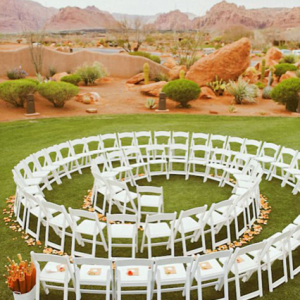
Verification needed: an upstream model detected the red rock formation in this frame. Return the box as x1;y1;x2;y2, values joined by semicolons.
186;38;251;86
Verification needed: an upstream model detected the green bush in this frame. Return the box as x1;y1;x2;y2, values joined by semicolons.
162;79;201;108
61;74;81;86
38;81;79;107
76;62;107;86
279;54;298;64
296;70;300;78
153;73;169;82
255;81;265;89
129;51;161;64
227;77;259;104
274;63;297;78
271;78;300;112
0;79;38;107
6;66;28;80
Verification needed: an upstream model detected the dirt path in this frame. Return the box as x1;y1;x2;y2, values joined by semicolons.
0;77;298;122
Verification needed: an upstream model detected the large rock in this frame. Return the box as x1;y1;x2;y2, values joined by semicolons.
126;73;144;84
265;47;282;66
163;57;177;69
280;71;297;82
140;81;167;97
169;65;187;80
186;38;251;86
75;92;101;104
51;72;68;81
199;87;216;99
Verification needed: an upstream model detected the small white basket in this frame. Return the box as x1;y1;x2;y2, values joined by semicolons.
13;286;36;300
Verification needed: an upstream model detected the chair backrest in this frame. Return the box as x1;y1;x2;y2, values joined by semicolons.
243;139;262;157
290;152;300;170
100;133;119;150
210;148;231;165
44;146;59;163
106;150;126;168
258;142;281;159
275;147;298;166
134;131;153;147
106;179;127;196
155;256;193;268
118;132;136;148
115;258;154;268
84;136;102;152
145;212;177;224
172;131;189;145
146;145;167;161
32;150;52;169
191;133;210;147
43;201;72;227
56;142;72;159
107;213;138;224
209;134;227;149
154;131;171;146
69;138;88;156
226;136;246;153
23;156;39;176
137;186;163;195
169;144;189;159
189;145;211;161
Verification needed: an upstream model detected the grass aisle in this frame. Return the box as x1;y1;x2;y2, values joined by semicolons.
0;114;299;299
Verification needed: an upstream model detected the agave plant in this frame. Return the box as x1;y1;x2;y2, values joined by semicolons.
145;98;157;109
227;77;259;104
207;76;228;96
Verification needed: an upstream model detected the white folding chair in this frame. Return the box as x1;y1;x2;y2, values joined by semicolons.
241;139;262;159
255;142;281;174
154;131;171;155
73;257;113;300
100;133;120;152
173;206;207;256
191;249;233;300
106;179;137;214
267;147;298;181
115;258;153;300
84;135;104;157
140;212;176;258
190;133;210;147
225;136;246;156
221;241;266;300
137;186;164;221
154;256;193;300
107;214;138;258
69;208;108;257
168;144;189;177
134;131;153;157
146;145;169;180
209;134;228;150
31;252;75;300
118;132;136;150
171;131;189;146
204;149;232;183
293;175;300;195
43;201;79;252
281;152;300;189
187;145;210;179
68;138;90;168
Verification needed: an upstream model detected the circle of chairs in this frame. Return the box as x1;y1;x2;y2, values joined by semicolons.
12;131;300;300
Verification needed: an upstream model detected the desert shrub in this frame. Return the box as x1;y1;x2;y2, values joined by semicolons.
61;74;81;86
0;79;38;107
274;63;297;78
145;98;157;109
76;62;107;86
227;77;259;104
262;86;273;99
279;54;298;64
153;73;169;82
129;51;161;64
255;81;265;89
179;56;199;69
207;76;228;96
162;79;201;108
296;70;300;78
7;66;28;80
38;81;79;107
271;78;300;112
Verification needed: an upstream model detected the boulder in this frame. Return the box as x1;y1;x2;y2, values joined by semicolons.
265;47;282;66
140;81;167;97
169;65;187;80
243;67;259;83
295;61;300;69
163;57;177;69
76;92;101;104
126;73;144;84
86;108;98;113
280;71;297;82
199;87;216;99
51;72;69;82
186;38;251;86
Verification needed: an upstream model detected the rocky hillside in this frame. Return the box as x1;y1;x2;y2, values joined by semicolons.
45;6;116;31
0;0;57;33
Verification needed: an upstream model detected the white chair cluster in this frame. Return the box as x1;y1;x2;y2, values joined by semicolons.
11;131;300;300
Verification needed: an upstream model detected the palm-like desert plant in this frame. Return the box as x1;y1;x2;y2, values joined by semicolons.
227;77;259;104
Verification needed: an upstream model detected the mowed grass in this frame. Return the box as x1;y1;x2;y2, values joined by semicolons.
0;114;299;300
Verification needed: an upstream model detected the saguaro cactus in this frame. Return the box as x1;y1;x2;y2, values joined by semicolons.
261;59;266;81
143;63;150;85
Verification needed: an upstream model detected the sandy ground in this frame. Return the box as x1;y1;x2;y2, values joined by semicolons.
0;76;298;122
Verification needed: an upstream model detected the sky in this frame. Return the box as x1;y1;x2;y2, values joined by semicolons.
36;0;300;16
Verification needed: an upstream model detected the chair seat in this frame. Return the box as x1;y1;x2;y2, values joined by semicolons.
130;162;148;168
285;168;300;175
32;170;50;178
113;191;137;203
149;159;167;164
188;159;207;165
223;167;242;175
24;177;43;186
79;264;110;284
112;166;132;173
76;220;106;235
40;262;73;283
249;246;283;263
87;149;104;156
217;205;244;217
169;158;187;163
49;214;79;228
234;174;252;182
207;163;224;170
30;205;56;218
195;259;224;280
98;185;122;195
256;156;275;163
222;254;257;274
157;263;187;282
271;162;290;168
140;195;161;208
111;224;136;238
118;265;149;284
200;211;227;226
41;165;58;172
23;185;42;195
173;217;200;234
147;223;171;238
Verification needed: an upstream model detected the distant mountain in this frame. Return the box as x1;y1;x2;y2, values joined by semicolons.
45;6;116;31
112;13;161;25
0;0;57;33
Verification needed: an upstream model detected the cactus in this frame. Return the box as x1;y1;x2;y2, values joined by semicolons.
262;68;274;99
261;59;266;81
179;69;185;80
143;63;149;85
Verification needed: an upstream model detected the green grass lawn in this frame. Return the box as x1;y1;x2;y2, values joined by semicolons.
0;114;299;300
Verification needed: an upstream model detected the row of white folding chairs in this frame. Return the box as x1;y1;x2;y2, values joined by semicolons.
31;222;300;300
